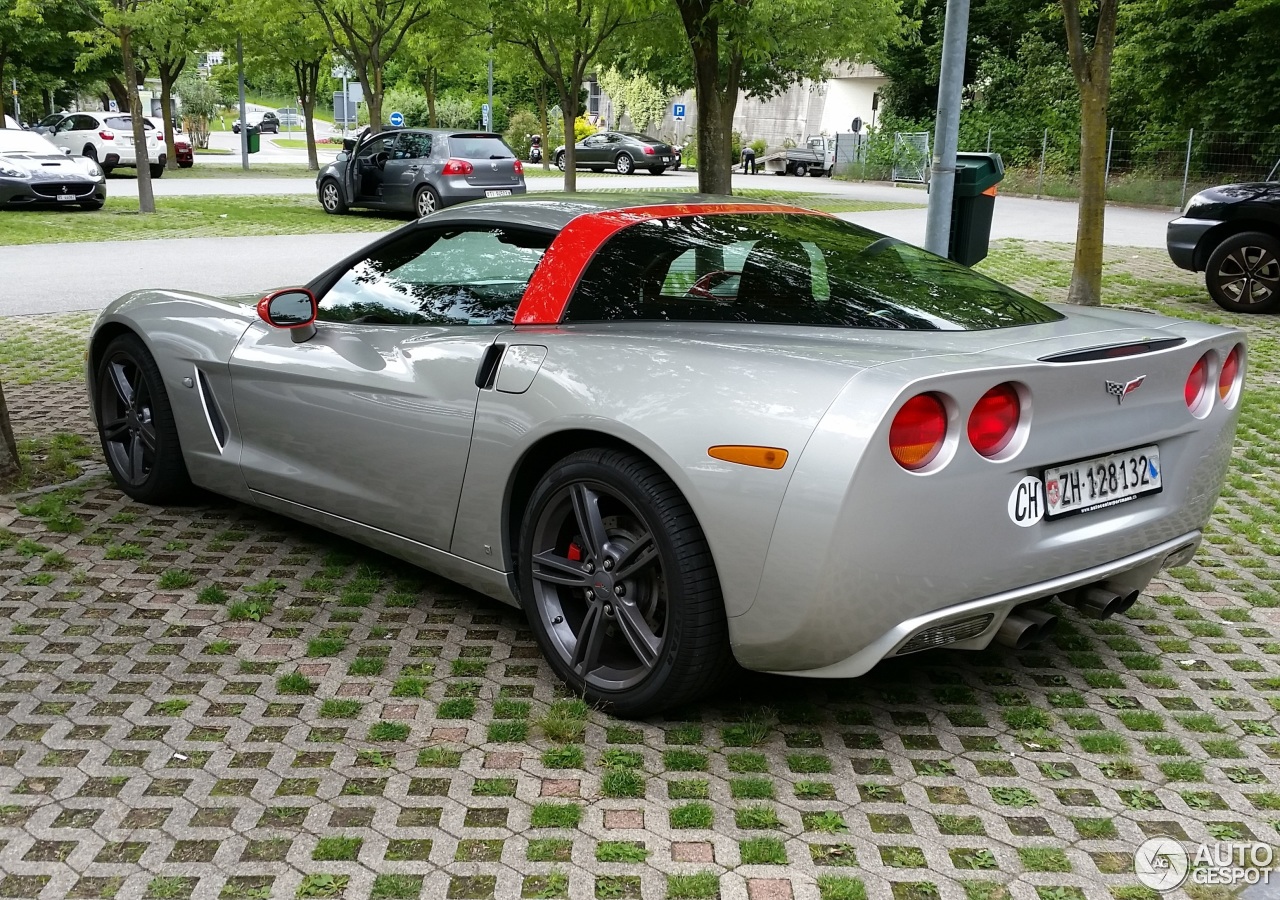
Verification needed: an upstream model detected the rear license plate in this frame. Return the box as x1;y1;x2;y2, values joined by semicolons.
1043;445;1161;518
485;189;512;198
57;194;75;201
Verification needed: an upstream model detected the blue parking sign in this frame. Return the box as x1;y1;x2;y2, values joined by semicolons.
672;103;686;119
389;111;405;127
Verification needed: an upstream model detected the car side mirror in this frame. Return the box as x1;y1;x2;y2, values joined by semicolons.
257;288;318;343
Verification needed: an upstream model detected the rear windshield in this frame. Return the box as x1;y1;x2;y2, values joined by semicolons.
448;135;514;159
105;116;153;130
565;213;1062;330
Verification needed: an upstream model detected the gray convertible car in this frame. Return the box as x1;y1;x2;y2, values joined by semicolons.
317;127;526;218
87;194;1243;715
0;127;106;209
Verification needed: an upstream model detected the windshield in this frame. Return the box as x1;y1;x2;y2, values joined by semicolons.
0;130;61;154
566;213;1063;331
448;135;514;159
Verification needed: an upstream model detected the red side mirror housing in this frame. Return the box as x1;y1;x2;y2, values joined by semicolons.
257;288;317;329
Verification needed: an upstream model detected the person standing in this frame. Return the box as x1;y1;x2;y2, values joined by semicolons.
740;145;757;174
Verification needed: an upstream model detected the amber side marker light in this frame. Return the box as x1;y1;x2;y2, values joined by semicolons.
708;445;789;469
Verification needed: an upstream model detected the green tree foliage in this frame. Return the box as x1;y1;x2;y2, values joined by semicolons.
669;0;900;193
310;0;432;131
1112;0;1280;136
504;107;539;158
485;0;650;191
136;0;211;163
176;68;219;148
597;67;670;132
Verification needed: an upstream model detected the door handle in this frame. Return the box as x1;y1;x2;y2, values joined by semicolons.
475;343;506;389
407;165;419;172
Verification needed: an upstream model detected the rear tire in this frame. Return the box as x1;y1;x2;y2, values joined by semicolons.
648;167;665;176
149;160;165;179
414;184;441;217
94;334;195;505
1205;231;1280;312
518;448;733;717
319;179;348;215
795;164;808;177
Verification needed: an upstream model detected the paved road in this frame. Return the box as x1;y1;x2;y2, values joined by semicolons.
6;173;1178;317
2;234;372;316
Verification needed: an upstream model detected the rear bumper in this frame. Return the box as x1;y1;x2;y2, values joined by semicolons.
436;180;527;206
1167;216;1219;271
770;531;1200;678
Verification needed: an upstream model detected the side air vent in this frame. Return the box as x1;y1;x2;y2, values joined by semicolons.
896;613;994;656
1039;337;1185;363
195;369;228;450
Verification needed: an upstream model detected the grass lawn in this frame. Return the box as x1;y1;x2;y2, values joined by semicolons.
269;138;341;151
0;195;395;245
136;163;320;180
0;189;915;245
194;148;233;156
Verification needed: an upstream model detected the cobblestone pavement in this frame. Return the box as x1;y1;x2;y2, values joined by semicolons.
1;244;1278;900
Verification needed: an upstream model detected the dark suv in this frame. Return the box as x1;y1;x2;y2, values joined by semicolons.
316;128;526;217
1168;161;1280;312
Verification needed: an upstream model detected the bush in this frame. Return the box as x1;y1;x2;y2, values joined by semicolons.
574;116;597;143
435;94;477;129
750;138;767;156
731;130;743;163
504;109;539;160
383;88;432;128
681;133;698;169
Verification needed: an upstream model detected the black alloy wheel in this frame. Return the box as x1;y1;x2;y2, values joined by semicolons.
94;334;194;504
519;449;732;716
1206;231;1280;312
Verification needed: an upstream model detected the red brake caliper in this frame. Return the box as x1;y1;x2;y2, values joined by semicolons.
567;542;583;562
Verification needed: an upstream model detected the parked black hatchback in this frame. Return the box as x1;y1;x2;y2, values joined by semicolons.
1168;161;1280;312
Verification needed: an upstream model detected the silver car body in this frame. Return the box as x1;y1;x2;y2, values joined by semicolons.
86;194;1243;677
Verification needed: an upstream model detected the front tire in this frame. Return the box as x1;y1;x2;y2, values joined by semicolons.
94;334;195;504
614;153;634;175
319;179;348;215
1206;231;1280;312
518;449;733;717
414;184;441;217
555;151;566;171
80;199;105;210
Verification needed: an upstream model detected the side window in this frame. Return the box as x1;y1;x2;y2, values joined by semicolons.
361;136;395;159
583;134;603;147
317;227;552;326
396;133;431;159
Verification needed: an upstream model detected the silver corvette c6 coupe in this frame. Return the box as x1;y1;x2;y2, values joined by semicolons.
86;193;1244;715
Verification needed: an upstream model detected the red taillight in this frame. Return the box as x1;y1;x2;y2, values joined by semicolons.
99;130;115;141
442;158;473;175
1219;345;1241;400
968;383;1020;457
642;145;655;155
513;159;523;175
1185;355;1209;410
890;393;948;470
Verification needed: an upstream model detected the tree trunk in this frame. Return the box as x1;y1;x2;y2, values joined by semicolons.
0;379;19;486
425;68;437;127
296;60;321;170
159;64;180;168
558;83;578;192
106;77;130;114
537;82;549;171
121;30;155;214
677;3;736;195
1068;82;1107;306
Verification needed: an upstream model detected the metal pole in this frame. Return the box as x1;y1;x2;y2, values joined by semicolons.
1104;127;1114;184
1037;128;1047;198
487;49;494;132
341;73;348;135
237;36;248;170
10;78;19;122
1181;128;1194;209
986;128;991;152
923;0;970;257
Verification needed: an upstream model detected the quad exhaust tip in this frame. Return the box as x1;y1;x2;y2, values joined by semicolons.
995;606;1059;650
1073;583;1141;619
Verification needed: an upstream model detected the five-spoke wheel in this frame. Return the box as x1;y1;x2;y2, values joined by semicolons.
519;449;731;716
94;334;193;504
1207;231;1280;313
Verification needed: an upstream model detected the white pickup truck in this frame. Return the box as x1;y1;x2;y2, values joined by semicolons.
760;135;836;177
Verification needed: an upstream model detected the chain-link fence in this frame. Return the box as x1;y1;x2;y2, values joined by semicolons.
836;128;1280;208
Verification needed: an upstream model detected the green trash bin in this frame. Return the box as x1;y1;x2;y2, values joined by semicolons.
246;125;261;154
948;152;1004;266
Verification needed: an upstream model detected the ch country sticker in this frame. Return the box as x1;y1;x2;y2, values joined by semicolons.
1008;476;1045;527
